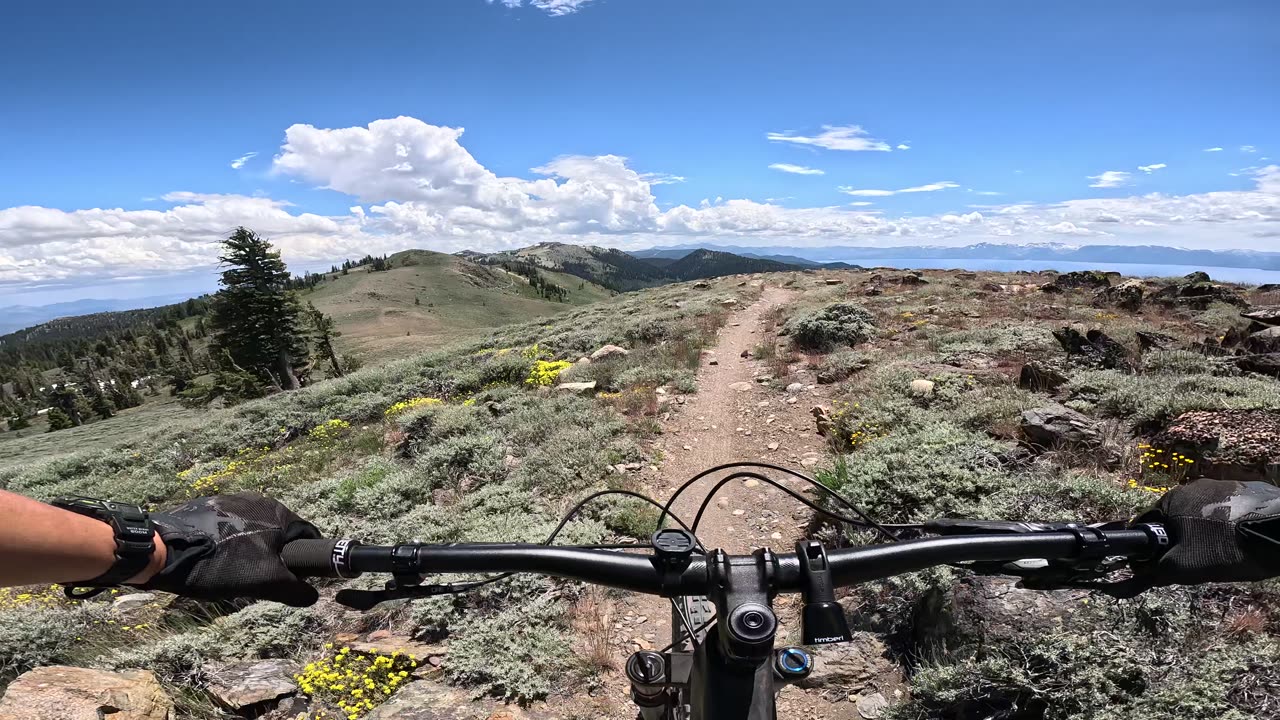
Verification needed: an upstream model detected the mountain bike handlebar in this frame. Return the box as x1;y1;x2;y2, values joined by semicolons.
281;526;1163;597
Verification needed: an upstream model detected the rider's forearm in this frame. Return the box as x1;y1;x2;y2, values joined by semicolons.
0;489;166;587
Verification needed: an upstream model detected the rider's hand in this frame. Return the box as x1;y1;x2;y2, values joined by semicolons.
1134;478;1280;585
140;492;321;607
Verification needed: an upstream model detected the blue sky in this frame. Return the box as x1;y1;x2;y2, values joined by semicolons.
2;0;1278;303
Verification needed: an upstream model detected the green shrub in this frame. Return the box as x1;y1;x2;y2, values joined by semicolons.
1064;369;1280;428
889;634;1148;720
105;603;318;686
0;605;105;681
1195;300;1254;333
816;350;874;384
1142;349;1222;376
783;303;877;351
601;497;663;539
445;601;571;702
931;324;1059;356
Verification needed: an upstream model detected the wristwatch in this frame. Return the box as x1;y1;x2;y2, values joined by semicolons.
51;496;156;598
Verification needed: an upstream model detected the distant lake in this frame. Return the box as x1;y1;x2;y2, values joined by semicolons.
821;258;1280;285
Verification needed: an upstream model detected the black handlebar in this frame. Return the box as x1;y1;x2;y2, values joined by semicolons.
282;526;1162;597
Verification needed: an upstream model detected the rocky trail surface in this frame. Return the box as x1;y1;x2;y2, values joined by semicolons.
577;285;903;720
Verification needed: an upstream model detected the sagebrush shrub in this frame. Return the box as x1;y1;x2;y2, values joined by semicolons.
783;302;877;351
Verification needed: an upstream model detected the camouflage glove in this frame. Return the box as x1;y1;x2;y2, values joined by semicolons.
1133;478;1280;586
140;492;321;607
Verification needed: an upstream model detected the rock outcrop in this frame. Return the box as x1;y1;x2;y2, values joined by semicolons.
0;666;173;720
1093;278;1145;311
1047;270;1111;291
1052;327;1131;370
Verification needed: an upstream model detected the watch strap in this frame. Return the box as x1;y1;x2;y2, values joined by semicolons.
51;497;155;595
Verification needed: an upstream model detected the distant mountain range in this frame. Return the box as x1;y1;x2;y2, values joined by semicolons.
0;294;197;336
636;243;1280;271
12;241;1279;341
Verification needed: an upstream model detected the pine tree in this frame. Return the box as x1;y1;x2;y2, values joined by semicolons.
47;384;88;426
207;227;310;392
303;302;344;378
45;407;73;432
74;365;115;420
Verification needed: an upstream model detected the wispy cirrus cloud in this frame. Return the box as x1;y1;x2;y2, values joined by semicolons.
1088;170;1131;188
640;172;686;185
1203;147;1224;152
1241;145;1259;153
1138;163;1167;174
768;163;825;175
838;180;959;197
229;152;258;170
488;0;594;15
767;125;891;152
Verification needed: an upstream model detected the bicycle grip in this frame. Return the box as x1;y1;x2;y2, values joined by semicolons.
282;538;344;578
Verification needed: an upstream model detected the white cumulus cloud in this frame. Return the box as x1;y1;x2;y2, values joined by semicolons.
768;163;825;175
896;143;911;150
1138;163;1167;174
767;125;891;152
229;152;258;170
1203;147;1224;152
5;118;1280;289
1088;170;1132;188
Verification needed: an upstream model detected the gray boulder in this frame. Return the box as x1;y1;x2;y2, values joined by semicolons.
555;381;598;394
589;344;629;361
207;659;299;711
1020;403;1100;448
798;632;903;693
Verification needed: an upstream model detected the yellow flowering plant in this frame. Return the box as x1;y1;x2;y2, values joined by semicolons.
309;419;352;441
0;585;67;610
384;397;443;417
295;645;419;719
1136;443;1194;487
525;360;572;387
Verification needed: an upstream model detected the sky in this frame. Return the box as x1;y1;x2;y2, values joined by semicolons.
2;0;1278;304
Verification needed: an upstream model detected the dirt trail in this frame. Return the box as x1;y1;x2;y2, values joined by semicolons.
585;284;867;720
652;285;826;554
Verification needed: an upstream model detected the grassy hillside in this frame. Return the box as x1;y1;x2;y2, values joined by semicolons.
0;279;747;717
0;250;614;469
305;250;612;361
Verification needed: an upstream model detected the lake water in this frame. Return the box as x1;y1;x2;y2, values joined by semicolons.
825;259;1280;285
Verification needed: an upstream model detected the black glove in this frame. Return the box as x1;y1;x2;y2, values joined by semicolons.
140;492;321;607
1133;478;1280;586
